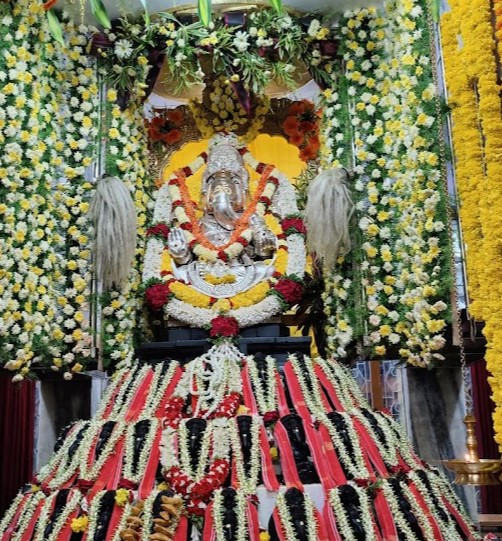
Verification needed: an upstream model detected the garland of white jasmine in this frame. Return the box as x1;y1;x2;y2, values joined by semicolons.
33;490;82;541
141;362;178;416
94;368;130;420
328;486;375;541
34;420;88;486
399;479;435;540
7;492;44;541
109;499;132;541
212;489;248;541
123;419;160;484
229;416;262;495
380;480;421;541
0;492;24;535
289;355;369;479
275;493;318;541
107;365;151;420
85;491;107;541
174;342;243;417
79;420;126;481
315;357;369;409
246;356;278;415
161;418;230;479
140;491;158;541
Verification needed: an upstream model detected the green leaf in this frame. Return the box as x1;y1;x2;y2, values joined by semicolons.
197;0;212;27
430;0;440;22
46;9;65;47
140;0;150;25
90;0;112;29
269;0;283;14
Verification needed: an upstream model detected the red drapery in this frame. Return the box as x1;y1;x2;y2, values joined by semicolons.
0;372;35;515
471;358;502;513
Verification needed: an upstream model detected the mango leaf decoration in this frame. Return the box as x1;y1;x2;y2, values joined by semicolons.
90;0;112;29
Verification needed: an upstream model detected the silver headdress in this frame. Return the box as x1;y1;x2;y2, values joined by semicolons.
202;134;249;193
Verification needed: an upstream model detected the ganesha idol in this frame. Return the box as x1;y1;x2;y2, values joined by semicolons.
143;133;307;328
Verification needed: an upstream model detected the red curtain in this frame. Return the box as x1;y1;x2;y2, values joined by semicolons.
471;358;502;513
0;372;35;515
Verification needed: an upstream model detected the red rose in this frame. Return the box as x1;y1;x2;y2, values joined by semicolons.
273;279;303;305
146;223;170;239
281;217;307;236
145;282;171;311
263;411;279;425
209;316;239;338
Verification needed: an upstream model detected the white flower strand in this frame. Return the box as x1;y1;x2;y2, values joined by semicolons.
275;492;318;541
212;489;248;541
328;486;376;541
79;420;126;481
33;490;82;541
380;480;420;541
399;479;435;541
8;492;45;541
178;419;213;481
0;492;24;535
289;355;369;479
229;416;262;495
141;361;178;417
246;355;278;414
123;419;160;484
140;491;158;541
107;365;151;420
85;491;107;541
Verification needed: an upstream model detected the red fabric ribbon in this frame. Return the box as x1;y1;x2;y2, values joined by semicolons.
317;423;348;486
373;488;398;540
259;424;280;492
20;498;46;541
241;363;259;415
153;365;183;418
101;370;130;419
273;420;303;489
275;372;290;417
407;481;444;540
174;515;189;541
322;501;344;541
125;370;155;420
314;365;345;411
138;423;163;498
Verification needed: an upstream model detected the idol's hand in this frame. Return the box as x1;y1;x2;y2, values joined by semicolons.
168;228;191;264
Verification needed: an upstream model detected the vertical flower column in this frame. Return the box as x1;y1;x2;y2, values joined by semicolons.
99;92;150;369
380;0;451;367
441;0;502;449
45;16;100;376
0;1;63;379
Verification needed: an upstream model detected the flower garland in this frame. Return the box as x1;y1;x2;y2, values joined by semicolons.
106;365;151;420
328;485;375;541
246;356;278;416
379;479;421;541
84;491;108;541
122;419;160;486
35;420;89;487
212;489;248;541
78;419;126;482
33;490;82;541
275;492;318;541
229;416;262;495
8;492;45;541
162;418;230;512
288;355;370;480
141;361;178;417
441;0;502;449
0;492;24;535
320;3;450;366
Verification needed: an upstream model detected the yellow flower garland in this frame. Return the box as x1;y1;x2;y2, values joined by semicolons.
441;0;502;449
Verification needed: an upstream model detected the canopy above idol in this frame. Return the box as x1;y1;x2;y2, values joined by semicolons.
60;0;383;25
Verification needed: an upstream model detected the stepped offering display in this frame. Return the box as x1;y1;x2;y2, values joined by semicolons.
0;351;477;540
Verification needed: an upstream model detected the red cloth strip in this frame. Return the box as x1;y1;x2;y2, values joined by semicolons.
314;508;330;541
174;515;189;541
246;502;261;541
322;500;344;541
125;370;155;420
314;365;345;411
105;502;126;541
202;501;215;541
274;420;303;489
241;363;259;415
317;424;348;486
101;370;130;419
20;498;45;541
304;421;334;491
139;423;163;499
373;488;398;540
272;507;289;541
350;416;385;479
441;498;477;541
88;434;126;499
259;424;280;492
275;372;289;417
283;363;312;422
407;481;444;540
153;365;183;417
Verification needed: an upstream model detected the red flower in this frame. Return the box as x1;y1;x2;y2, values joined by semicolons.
273;278;303;306
165;129;182;144
145;282;171;311
210;316;240;338
172;199;184;208
288;101;307;116
146;223;170;239
282;116;300;136
167;109;184;125
263;411;280;425
281;217;306;235
289;131;304;147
